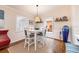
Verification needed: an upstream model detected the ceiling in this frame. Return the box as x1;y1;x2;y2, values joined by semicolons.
9;5;59;15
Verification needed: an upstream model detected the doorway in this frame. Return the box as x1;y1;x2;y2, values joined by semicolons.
45;17;54;38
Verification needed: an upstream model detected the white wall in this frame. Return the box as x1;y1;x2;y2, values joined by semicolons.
71;6;79;45
0;6;31;43
41;6;72;41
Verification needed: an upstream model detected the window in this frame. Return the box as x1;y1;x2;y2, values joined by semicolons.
16;16;29;32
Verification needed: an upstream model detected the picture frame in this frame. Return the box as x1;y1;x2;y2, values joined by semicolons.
0;10;4;20
0;10;4;28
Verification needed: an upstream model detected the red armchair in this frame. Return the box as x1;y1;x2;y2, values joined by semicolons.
0;29;10;49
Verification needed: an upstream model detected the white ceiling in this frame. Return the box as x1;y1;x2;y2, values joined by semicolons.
9;5;59;15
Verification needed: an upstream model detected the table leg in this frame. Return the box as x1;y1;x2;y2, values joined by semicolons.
35;32;36;51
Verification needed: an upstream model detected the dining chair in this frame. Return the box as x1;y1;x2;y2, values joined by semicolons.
24;29;34;51
37;28;46;47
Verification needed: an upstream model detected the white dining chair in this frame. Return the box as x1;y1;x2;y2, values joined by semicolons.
37;28;46;47
24;29;35;51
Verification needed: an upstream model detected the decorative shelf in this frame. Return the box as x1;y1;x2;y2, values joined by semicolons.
55;20;68;22
55;16;69;22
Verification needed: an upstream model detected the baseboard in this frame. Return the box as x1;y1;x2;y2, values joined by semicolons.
9;39;25;47
9;37;63;47
46;37;63;42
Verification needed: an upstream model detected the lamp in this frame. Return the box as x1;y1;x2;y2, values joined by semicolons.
35;5;41;23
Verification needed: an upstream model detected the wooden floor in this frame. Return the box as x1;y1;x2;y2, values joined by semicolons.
0;38;66;53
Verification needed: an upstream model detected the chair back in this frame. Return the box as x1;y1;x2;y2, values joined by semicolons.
41;26;46;36
24;30;27;36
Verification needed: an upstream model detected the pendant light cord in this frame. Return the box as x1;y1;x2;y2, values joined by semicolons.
32;0;39;16
36;5;38;16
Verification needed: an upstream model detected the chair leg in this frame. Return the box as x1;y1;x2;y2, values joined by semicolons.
27;39;30;51
28;42;29;51
24;43;26;48
41;37;45;47
43;40;46;46
24;39;26;48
